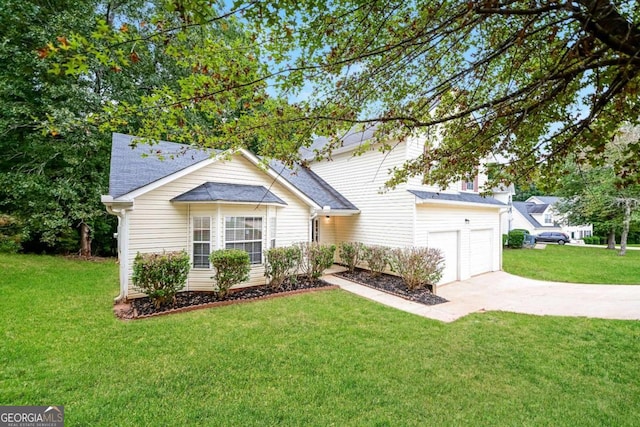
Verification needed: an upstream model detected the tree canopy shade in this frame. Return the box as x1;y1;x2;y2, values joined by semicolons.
47;0;640;188
1;0;244;255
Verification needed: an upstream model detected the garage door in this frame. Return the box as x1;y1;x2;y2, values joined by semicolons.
469;229;493;276
428;231;459;284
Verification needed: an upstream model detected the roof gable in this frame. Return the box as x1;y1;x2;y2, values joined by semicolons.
512;202;542;227
109;133;213;198
106;133;358;212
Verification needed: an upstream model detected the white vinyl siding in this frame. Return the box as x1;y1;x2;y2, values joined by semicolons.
124;153;311;297
269;216;277;248
310;140;415;247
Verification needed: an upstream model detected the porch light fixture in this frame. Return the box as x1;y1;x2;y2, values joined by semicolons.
465;218;470;224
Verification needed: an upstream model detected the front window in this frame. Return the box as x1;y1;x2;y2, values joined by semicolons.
193;216;211;268
225;217;263;264
544;214;552;224
465;180;474;191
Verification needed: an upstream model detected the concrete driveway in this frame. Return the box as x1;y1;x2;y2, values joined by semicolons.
437;271;640;321
324;271;640;322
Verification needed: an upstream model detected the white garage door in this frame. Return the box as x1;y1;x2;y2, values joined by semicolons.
470;229;493;276
428;231;459;284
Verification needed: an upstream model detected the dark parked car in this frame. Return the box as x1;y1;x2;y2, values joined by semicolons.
535;232;570;245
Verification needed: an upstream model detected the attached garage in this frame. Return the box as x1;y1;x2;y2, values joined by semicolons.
411;190;506;286
427;230;460;284
469;229;493;276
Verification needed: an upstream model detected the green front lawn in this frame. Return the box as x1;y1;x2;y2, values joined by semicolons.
1;254;639;425
503;244;640;284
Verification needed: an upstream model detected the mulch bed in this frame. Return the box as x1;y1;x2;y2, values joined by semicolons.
336;268;448;306
115;269;448;320
116;277;337;320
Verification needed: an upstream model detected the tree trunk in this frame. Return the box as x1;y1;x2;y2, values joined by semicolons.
619;199;631;256
79;222;92;257
606;230;616;249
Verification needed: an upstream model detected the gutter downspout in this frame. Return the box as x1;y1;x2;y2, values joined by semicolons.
105;202;133;302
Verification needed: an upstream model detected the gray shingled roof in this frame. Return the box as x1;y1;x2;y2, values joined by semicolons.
408;190;505;206
512;202;542;227
528;203;549;214
171;182;286;205
109;133;213;198
268;159;359;211
300;123;378;160
108;133;358;211
535;196;561;205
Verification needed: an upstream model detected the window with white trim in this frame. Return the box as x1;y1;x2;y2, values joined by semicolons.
225;217;263;264
193;216;211;268
544;213;552;224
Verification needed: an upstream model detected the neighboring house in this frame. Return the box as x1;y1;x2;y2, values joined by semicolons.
510;196;592;239
103;131;507;300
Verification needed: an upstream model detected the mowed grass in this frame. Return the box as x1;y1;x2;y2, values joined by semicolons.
1;254;640;426
503;244;640;284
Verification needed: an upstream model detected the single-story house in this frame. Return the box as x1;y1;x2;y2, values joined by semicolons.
103;131;508;300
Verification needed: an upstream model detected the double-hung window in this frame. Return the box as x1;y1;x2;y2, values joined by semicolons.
193;216;211;268
225;217;263;264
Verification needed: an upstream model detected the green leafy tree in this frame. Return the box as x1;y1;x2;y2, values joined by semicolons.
555;125;640;255
0;0;114;254
45;0;640;188
1;0;263;255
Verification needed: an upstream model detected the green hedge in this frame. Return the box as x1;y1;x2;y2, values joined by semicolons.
508;230;526;249
210;249;251;297
297;242;336;280
388;247;445;290
265;245;301;289
132;251;190;308
338;241;364;273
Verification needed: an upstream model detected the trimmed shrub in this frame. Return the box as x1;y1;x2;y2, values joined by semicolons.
132;251;190;308
362;245;390;277
388;246;445;291
338;241;364;273
502;234;508;246
265;245;301;289
297;242;336;280
508;230;526;249
210;249;251;297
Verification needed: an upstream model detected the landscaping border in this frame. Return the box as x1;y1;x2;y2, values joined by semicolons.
114;285;339;320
